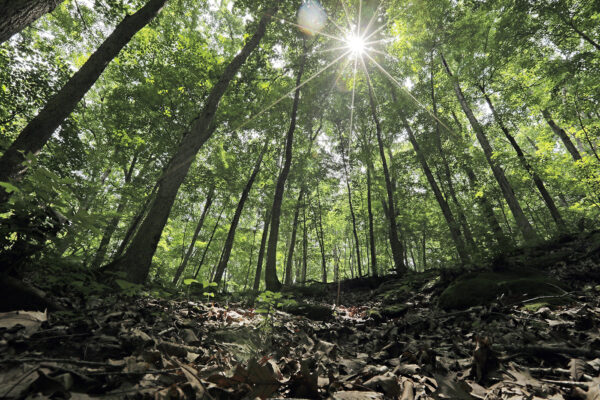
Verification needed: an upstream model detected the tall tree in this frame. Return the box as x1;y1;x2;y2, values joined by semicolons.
172;184;215;284
441;53;538;242
264;42;306;291
365;73;406;274
110;5;277;283
212;142;267;285
0;0;169;198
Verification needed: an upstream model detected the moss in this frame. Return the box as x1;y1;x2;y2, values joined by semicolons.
438;270;567;310
381;304;409;318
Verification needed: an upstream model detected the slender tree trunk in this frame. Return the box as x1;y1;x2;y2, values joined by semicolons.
114;182;158;258
284;188;304;285
365;76;406;274
112;6;276;283
90;154;138;268
0;0;169;198
172;185;215;284
542;109;582;161
264;43;306;291
441;53;538;242
400;115;470;263
429;71;476;249
253;207;270;291
243;227;257;291
193;205;225;279
301;195;308;284
479;87;566;230
337;126;363;276
0;0;65;44
212;143;267;285
314;185;327;283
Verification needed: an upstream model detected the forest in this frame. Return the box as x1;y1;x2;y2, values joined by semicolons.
0;0;600;398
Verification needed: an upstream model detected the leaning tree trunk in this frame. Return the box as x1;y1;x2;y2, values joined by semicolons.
212;143;267;285
441;53;538;242
264;43;306;291
193;205;226;280
0;0;169;201
400;115;470;264
252;207;270;291
172;185;215;284
284;188;304;285
111;6;276;283
90;154;138;268
0;0;65;44
428;71;476;249
365;76;406;274
541;109;582;162
479;87;566;230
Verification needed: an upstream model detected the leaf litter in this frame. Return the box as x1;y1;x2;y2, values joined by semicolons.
2;232;600;399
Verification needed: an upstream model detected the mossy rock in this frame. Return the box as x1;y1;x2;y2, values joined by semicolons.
381;303;410;318
438;270;566;310
280;301;333;321
376;283;412;304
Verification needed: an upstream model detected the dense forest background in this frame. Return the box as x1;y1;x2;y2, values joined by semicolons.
1;0;599;292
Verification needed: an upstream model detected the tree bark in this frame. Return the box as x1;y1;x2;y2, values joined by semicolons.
212;143;267;285
301;194;308;284
337;126;363;277
111;6;276;283
441;53;538;242
541;109;582;161
400;115;470;263
479;87;566;230
366;167;377;277
0;0;65;44
284;188;304;285
0;0;169;199
243;227;257;291
172;185;214;284
429;71;476;249
315;184;327;283
90;154;137;268
193;205;225;280
365;76;406;274
264;43;306;291
252;207;270;291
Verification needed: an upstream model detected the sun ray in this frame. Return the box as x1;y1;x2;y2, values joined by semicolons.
235;50;352;132
362;52;454;133
348;56;358;143
313;45;352;55
340;0;354;32
362;0;383;38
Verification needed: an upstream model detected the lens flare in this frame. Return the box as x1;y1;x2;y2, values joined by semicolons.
297;0;327;35
346;33;365;56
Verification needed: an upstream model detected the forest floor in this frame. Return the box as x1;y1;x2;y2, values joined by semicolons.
1;231;600;399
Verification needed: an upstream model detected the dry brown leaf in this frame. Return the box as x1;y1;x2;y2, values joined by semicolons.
0;310;46;337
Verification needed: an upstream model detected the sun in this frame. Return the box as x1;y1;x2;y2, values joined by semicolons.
346;33;366;56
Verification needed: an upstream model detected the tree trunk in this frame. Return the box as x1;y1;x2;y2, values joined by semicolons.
365;76;406;274
252;207;270;291
337;126;363;277
366;167;377;277
90;154;138;268
314;185;327;283
193;205;226;279
441;53;538;242
284;188;304;285
172;185;215;284
264;43;306;291
400;115;470;263
301;194;308;284
243;227;257;291
429;71;476;249
0;0;169;198
0;0;65;44
479;87;566;230
212;143;267;285
111;6;276;283
114;182;158;258
541;109;582;161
